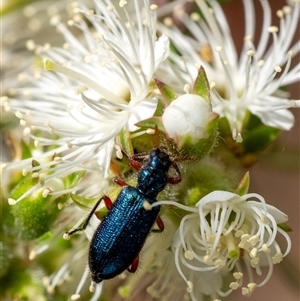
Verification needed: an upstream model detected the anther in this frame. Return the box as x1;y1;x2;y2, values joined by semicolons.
268;26;279;33
150;4;158;10
186;281;193;293
183;84;190;94
146;128;155;135
229;282;239;290
42;189;51;198
249;247;257;258
89;282;95;292
106;5;114;12
63;233;70;240
184;250;194;260
143;201;152;211
272;253;283;264
8;198;17;205
29;250;36;260
191;12;200;21
262;243;271;253
233;272;243;279
71;294;81;300
247;50;255;56
163;17;173;27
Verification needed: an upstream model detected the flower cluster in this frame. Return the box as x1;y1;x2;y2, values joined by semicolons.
1;0;298;301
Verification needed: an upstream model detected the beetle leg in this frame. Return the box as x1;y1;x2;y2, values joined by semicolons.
152;215;164;233
167;161;182;184
127;256;139;273
114;177;128;187
65;195;112;236
129;152;149;170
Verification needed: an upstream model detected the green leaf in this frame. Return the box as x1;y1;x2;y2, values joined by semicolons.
1;0;39;16
62;170;86;189
70;194;99;211
278;223;292;232
154;78;177;105
235;172;250;195
116;129;134;156
0;241;10;277
21;140;33;159
192;66;210;102
243;126;280;153
10;176;60;240
135;116;165;133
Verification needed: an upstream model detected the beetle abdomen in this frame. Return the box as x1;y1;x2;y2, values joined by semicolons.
89;186;160;282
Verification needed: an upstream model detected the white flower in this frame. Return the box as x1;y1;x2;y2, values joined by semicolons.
161;0;300;142
4;0;169;204
154;191;291;300
162;94;212;146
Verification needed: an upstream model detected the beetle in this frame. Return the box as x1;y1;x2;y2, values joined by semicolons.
65;148;181;283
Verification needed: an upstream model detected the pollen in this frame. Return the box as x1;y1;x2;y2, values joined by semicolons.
150;4;158;10
186;281;193;293
143;201;152;210
229;282;239;290
191;12;200;21
248;235;259;246
8;198;17;205
184;250;194;260
244;35;252;41
118;0;126;8
89;282;95;292
15;111;23;119
42;189;51;198
183;84;190;94
268;26;279;33
214;258;226;268
282;6;291;14
63;233;71;240
247;50;255;56
25;39;36;52
163;17;173;27
262;243;271;253
32;172;39;178
276;9;284;18
50;15;61;26
29;250;36;260
249;247;257;258
250;258;260;268
233;272;243;279
272;253;283;264
71;294;81;300
106;5;114;12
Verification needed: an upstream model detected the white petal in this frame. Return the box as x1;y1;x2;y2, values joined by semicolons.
253;108;295;130
126;97;158;131
154;34;170;70
196;190;236;207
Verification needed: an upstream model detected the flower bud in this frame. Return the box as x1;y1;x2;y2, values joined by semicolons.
162;94;218;159
162;94;211;145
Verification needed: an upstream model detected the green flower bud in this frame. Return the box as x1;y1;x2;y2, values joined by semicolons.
10;176;64;240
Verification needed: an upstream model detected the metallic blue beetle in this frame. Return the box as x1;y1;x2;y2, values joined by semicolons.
65;148;181;283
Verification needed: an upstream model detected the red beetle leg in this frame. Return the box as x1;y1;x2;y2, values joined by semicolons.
128;256;139;273
167;161;182;184
114;177;128;187
152;216;164;233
